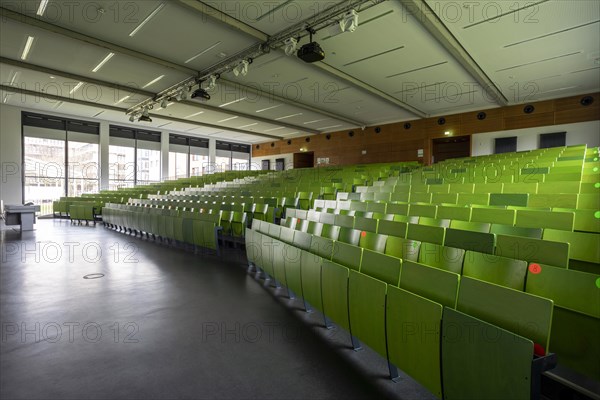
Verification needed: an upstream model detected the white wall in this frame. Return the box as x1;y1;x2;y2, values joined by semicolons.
471;120;600;156
0;104;23;205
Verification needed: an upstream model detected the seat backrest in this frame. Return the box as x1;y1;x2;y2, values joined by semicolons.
471;207;516;226
360;249;401;285
292;230;312;251
515;210;574;231
543;229;600;265
449;220;490;233
358;231;388;253
418;243;465;274
463;251;527;290
406;224;445;245
399;260;460;309
495;234;570;268
331;241;363;271
354;216;378;232
444;228;495;254
334;214;354;229
457;276;553;351
385;236;420;262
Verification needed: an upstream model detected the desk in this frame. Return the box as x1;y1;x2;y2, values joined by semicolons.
4;205;41;232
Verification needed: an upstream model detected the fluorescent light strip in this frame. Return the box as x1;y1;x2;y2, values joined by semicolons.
158;123;171;128
129;3;165;37
54;101;63;109
185;41;222;64
142;75;164;88
303;119;326;125
238;123;258;129
9;72;19;86
69;82;83;94
93;111;105;117
275;113;302;120
219;97;246;107
184;111;204;119
318;125;343;130
36;0;49;16
115;95;130;105
217;116;238;123
255;104;281;113
167;102;175;107
3;94;11;103
264;127;285;132
21;36;34;60
92;52;115;72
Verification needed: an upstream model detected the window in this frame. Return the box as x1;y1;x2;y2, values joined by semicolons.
216;141;250;173
540;132;566;149
22;112;99;215
109;126;161;188
169;134;209;178
495;137;517;154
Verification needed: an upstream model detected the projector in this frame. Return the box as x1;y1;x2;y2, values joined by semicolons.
191;88;211;101
297;42;325;63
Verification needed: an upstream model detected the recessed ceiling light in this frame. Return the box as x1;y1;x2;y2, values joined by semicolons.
217;116;238;123
275;113;303;120
264;127;285;132
303;119;326;125
219;97;246;107
142;75;164;88
21;36;34;60
218;52;228;58
129;3;165;37
318;125;343;130
256;104;281;113
185;41;222;64
69;82;83;94
184;111;204;119
49;75;55;79
36;0;49;16
115;95;130;105
92;52;115;72
238;123;258;129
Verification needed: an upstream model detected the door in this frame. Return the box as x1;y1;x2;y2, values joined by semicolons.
293;152;314;169
432;136;471;163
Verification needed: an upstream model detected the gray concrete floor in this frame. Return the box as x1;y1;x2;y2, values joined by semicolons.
1;219;435;400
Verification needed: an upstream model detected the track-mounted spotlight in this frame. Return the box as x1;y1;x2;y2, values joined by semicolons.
233;59;251;77
138;107;152;122
284;38;298;56
160;98;169;108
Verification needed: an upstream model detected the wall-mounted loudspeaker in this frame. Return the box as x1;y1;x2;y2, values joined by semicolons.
287;140;291;145
524;105;535;114
271;142;275;147
581;96;594;106
375;127;381;133
348;131;354;137
305;137;310;142
404;123;411;130
326;134;331;140
477;112;487;120
437;117;446;125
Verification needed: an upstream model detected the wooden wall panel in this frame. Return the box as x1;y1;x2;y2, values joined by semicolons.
251;92;599;166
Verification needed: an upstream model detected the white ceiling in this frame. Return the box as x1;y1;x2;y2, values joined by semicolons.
1;0;598;144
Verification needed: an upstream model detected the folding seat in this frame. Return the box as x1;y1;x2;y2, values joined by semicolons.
399;260;460;308
543;229;600;271
390;191;410;202
463;251;527;290
366;202;387;214
219;210;233;236
351;210;373;218
331;241;363;271
457;193;490;206
354;216;378;233
321;260;351;331
294;218;308;232
372;212;394;221
359;249;401;285
496;234;569;268
387;202;409;216
292;230;312;251
489;193;529;207
489;224;542;239
349;201;368;212
320;223;340;240
431;193;458;204
384;236;420;262
526;265;600;381
528;193;578;208
409;192;432;204
473;182;502;194
300;250;324;314
358;232;387;253
408;203;437;218
309;235;334;259
470;207;516;226
306;221;323;236
443;277;553;399
252;203;269;222
552;208;600;233
449;220;490;233
230;211;247;238
418;217;450;228
406;223;446;245
515;209;574;231
443;228;495;254
377;219;408;238
318;212;336;225
418;243;465;274
279;226;295;244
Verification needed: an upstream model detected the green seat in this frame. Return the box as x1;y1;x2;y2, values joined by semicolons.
331;241;362;271
321;223;341;240
306;221;323;236
406;223;445;245
399;260;460;308
309;235;334;259
457;193;489;206
386;286;443;398
245;229;262;266
525;264;600;381
529;193;578;208
437;205;472;222
377;220;407;238
300;250;324;313
337;227;361;246
441;308;535;400
348;271;388;357
366;202;387;213
231;211;247;238
335;214;355;228
358;232;387;253
470;207;516;226
553;208;600;233
220;211;233;236
515;210;574;231
408;203;437;218
490;224;542;239
279;226;295;244
463;251;527;290
418;243;465;274
542;229;600;270
393;214;419;224
444;228;495;254
292;230;312;251
359;249;401;285
354;216;378;232
253;203;269;222
321;260;350;330
489;193;529;207
386;202;409;216
449;220;490;233
384;236;420;262
418;217;450;228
